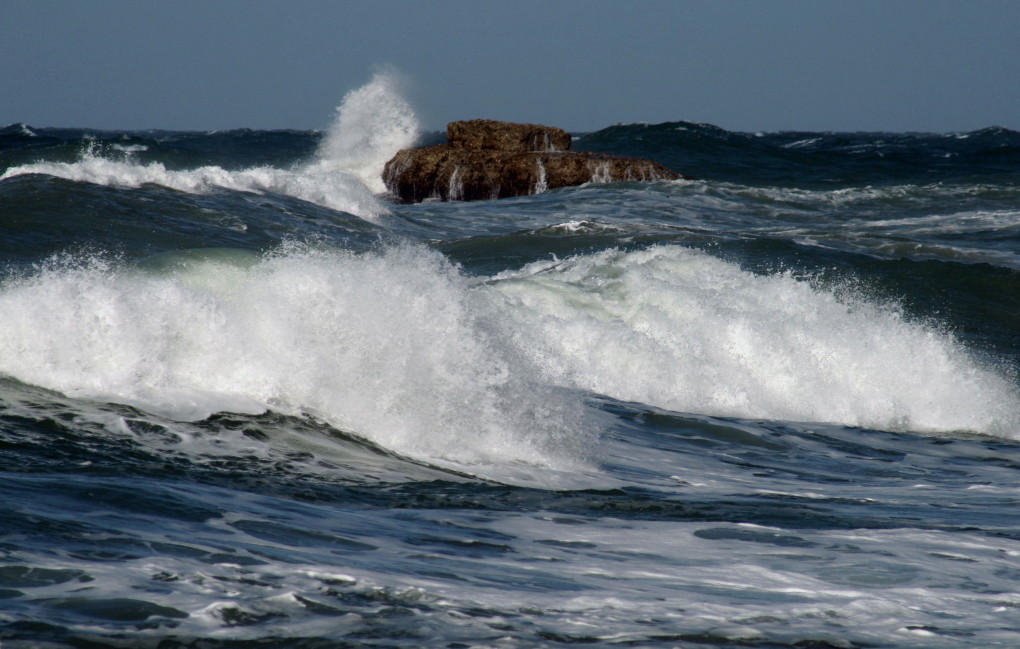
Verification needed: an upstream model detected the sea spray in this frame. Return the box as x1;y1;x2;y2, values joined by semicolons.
2;240;1015;455
0;152;385;219
314;68;420;193
0;71;422;219
0;244;592;473
489;245;1020;438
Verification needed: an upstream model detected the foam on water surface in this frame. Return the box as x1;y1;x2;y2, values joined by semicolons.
3;153;388;218
653;180;1020;267
490;245;1020;438
0;244;593;478
0;71;419;220
0;241;1016;487
5;467;1015;649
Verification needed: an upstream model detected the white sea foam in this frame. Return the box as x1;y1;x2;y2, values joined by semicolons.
314;67;419;194
111;143;148;154
702;180;1020;214
861;209;1020;236
0;244;590;474
489;245;1020;438
642;180;1020;267
0;243;1016;477
0;154;386;219
0;71;419;220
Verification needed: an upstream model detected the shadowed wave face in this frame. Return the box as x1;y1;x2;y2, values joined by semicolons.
577;121;1020;185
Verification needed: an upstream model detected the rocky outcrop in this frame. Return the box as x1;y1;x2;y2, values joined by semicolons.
446;119;571;152
383;119;683;203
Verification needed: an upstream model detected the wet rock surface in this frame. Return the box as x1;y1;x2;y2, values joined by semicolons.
383;119;683;203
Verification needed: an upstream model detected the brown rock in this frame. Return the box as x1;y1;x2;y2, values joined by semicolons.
383;119;683;203
446;119;571;152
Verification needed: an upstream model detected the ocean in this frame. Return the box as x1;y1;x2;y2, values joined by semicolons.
1;74;1019;648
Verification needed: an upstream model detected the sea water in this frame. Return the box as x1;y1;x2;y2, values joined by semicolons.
1;72;1019;648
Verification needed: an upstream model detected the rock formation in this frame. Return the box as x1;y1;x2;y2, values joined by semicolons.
383;119;683;203
446;119;572;152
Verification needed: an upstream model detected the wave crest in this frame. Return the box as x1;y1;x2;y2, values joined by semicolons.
490;245;1020;438
0;244;593;475
0;71;422;220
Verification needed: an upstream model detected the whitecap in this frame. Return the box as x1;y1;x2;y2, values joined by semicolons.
0;70;421;222
488;245;1020;438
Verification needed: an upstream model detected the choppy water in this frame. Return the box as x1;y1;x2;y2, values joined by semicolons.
1;73;1019;648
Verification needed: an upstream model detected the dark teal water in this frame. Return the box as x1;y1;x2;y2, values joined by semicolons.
1;89;1019;648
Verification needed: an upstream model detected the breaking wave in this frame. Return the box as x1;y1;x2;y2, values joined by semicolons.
0;71;420;220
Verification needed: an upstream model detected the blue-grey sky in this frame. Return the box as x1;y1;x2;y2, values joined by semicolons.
4;0;1018;134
